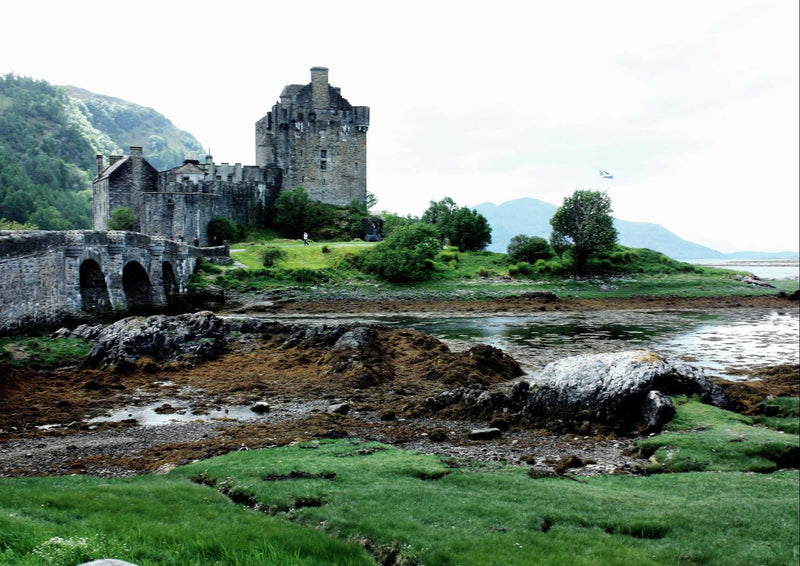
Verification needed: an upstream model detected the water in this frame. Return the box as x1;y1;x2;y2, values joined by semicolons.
687;258;799;280
261;308;799;379
87;400;258;426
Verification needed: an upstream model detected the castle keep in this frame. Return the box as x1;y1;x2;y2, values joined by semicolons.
93;67;369;244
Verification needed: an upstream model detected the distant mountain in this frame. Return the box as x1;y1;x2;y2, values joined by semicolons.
474;197;728;260
0;74;204;229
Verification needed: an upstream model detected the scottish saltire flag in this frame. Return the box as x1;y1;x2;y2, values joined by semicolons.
599;170;614;179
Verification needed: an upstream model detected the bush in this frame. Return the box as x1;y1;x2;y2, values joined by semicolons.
507;235;553;264
361;223;441;282
508;262;534;277
261;247;288;267
321;245;331;254
208;216;242;245
107;206;136;231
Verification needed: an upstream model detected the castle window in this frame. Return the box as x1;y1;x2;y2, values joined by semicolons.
320;150;327;158
320;161;327;170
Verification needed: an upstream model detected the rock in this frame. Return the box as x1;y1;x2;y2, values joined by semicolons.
640;390;676;431
327;403;350;415
733;274;776;288
468;428;502;440
527;466;557;479
85;312;272;370
250;402;270;414
526;350;725;432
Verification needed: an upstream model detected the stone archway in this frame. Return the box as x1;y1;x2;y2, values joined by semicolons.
79;259;111;313
162;261;179;297
122;261;153;311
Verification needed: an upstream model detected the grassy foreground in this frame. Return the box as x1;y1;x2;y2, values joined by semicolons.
2;397;798;566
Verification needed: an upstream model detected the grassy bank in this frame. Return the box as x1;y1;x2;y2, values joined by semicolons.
190;237;795;301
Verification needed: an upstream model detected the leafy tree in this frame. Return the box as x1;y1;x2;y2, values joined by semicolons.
0;218;37;230
421;197;492;251
550;189;617;274
208;216;241;245
446;207;492;252
361;223;440;282
421;197;457;244
366;192;378;210
107;206;136;230
507;234;553;264
271;187;337;238
380;212;419;238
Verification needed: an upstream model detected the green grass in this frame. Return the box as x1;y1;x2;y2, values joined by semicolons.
0;474;372;565
171;439;799;566
751;397;800;434
1;436;797;565
637;397;799;473
203;236;793;300
0;336;91;368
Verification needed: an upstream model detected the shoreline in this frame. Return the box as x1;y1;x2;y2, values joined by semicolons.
224;293;798;316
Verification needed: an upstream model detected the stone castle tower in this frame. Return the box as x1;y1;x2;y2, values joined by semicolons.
255;67;369;206
93;67;368;244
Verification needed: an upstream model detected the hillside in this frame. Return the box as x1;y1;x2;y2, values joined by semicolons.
0;74;204;229
474;197;727;259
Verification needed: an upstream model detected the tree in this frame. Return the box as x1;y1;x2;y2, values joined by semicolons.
549;189;617;274
507;234;553;264
446;207;492;252
360;223;440;282
208;216;242;245
271;187;336;238
421;197;492;251
107;206;136;231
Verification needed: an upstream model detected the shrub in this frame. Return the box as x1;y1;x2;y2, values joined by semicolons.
261;247;288;267
477;267;496;278
194;257;223;274
507;235;553;264
508;262;534;277
361;223;441;282
107;206;136;231
321;245;331;254
208;216;242;245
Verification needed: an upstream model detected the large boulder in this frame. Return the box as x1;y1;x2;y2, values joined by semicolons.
85;311;273;370
524;350;726;432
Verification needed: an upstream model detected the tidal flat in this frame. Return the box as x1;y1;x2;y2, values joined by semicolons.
0;293;797;565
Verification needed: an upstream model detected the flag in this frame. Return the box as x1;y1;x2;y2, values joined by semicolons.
599;170;614;179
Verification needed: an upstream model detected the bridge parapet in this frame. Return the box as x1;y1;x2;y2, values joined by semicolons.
0;230;229;335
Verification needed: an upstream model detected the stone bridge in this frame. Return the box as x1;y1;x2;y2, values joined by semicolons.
0;230;229;335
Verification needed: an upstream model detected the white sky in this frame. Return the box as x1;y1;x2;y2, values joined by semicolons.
2;0;798;252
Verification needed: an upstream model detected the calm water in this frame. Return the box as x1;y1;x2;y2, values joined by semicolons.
687;259;799;280
262;308;799;379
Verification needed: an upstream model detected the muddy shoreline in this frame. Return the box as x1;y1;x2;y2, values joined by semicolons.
1;294;797;479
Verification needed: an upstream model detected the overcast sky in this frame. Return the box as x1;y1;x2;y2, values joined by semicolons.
2;0;798;252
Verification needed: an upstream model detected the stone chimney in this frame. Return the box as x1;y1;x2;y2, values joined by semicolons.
96;154;104;177
130;146;143;195
310;66;329;109
109;155;123;166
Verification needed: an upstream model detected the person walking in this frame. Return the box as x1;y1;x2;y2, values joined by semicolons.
303;232;309;246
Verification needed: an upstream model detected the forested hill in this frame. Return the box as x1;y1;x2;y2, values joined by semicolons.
0;74;204;229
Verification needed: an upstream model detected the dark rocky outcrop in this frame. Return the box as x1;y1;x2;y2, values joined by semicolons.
81;311;273;371
427;351;726;434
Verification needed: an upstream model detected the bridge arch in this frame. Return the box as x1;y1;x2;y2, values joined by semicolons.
162;261;179;298
122;261;153;311
79;259;111;313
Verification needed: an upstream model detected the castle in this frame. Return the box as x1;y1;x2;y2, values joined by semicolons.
93;67;369;244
